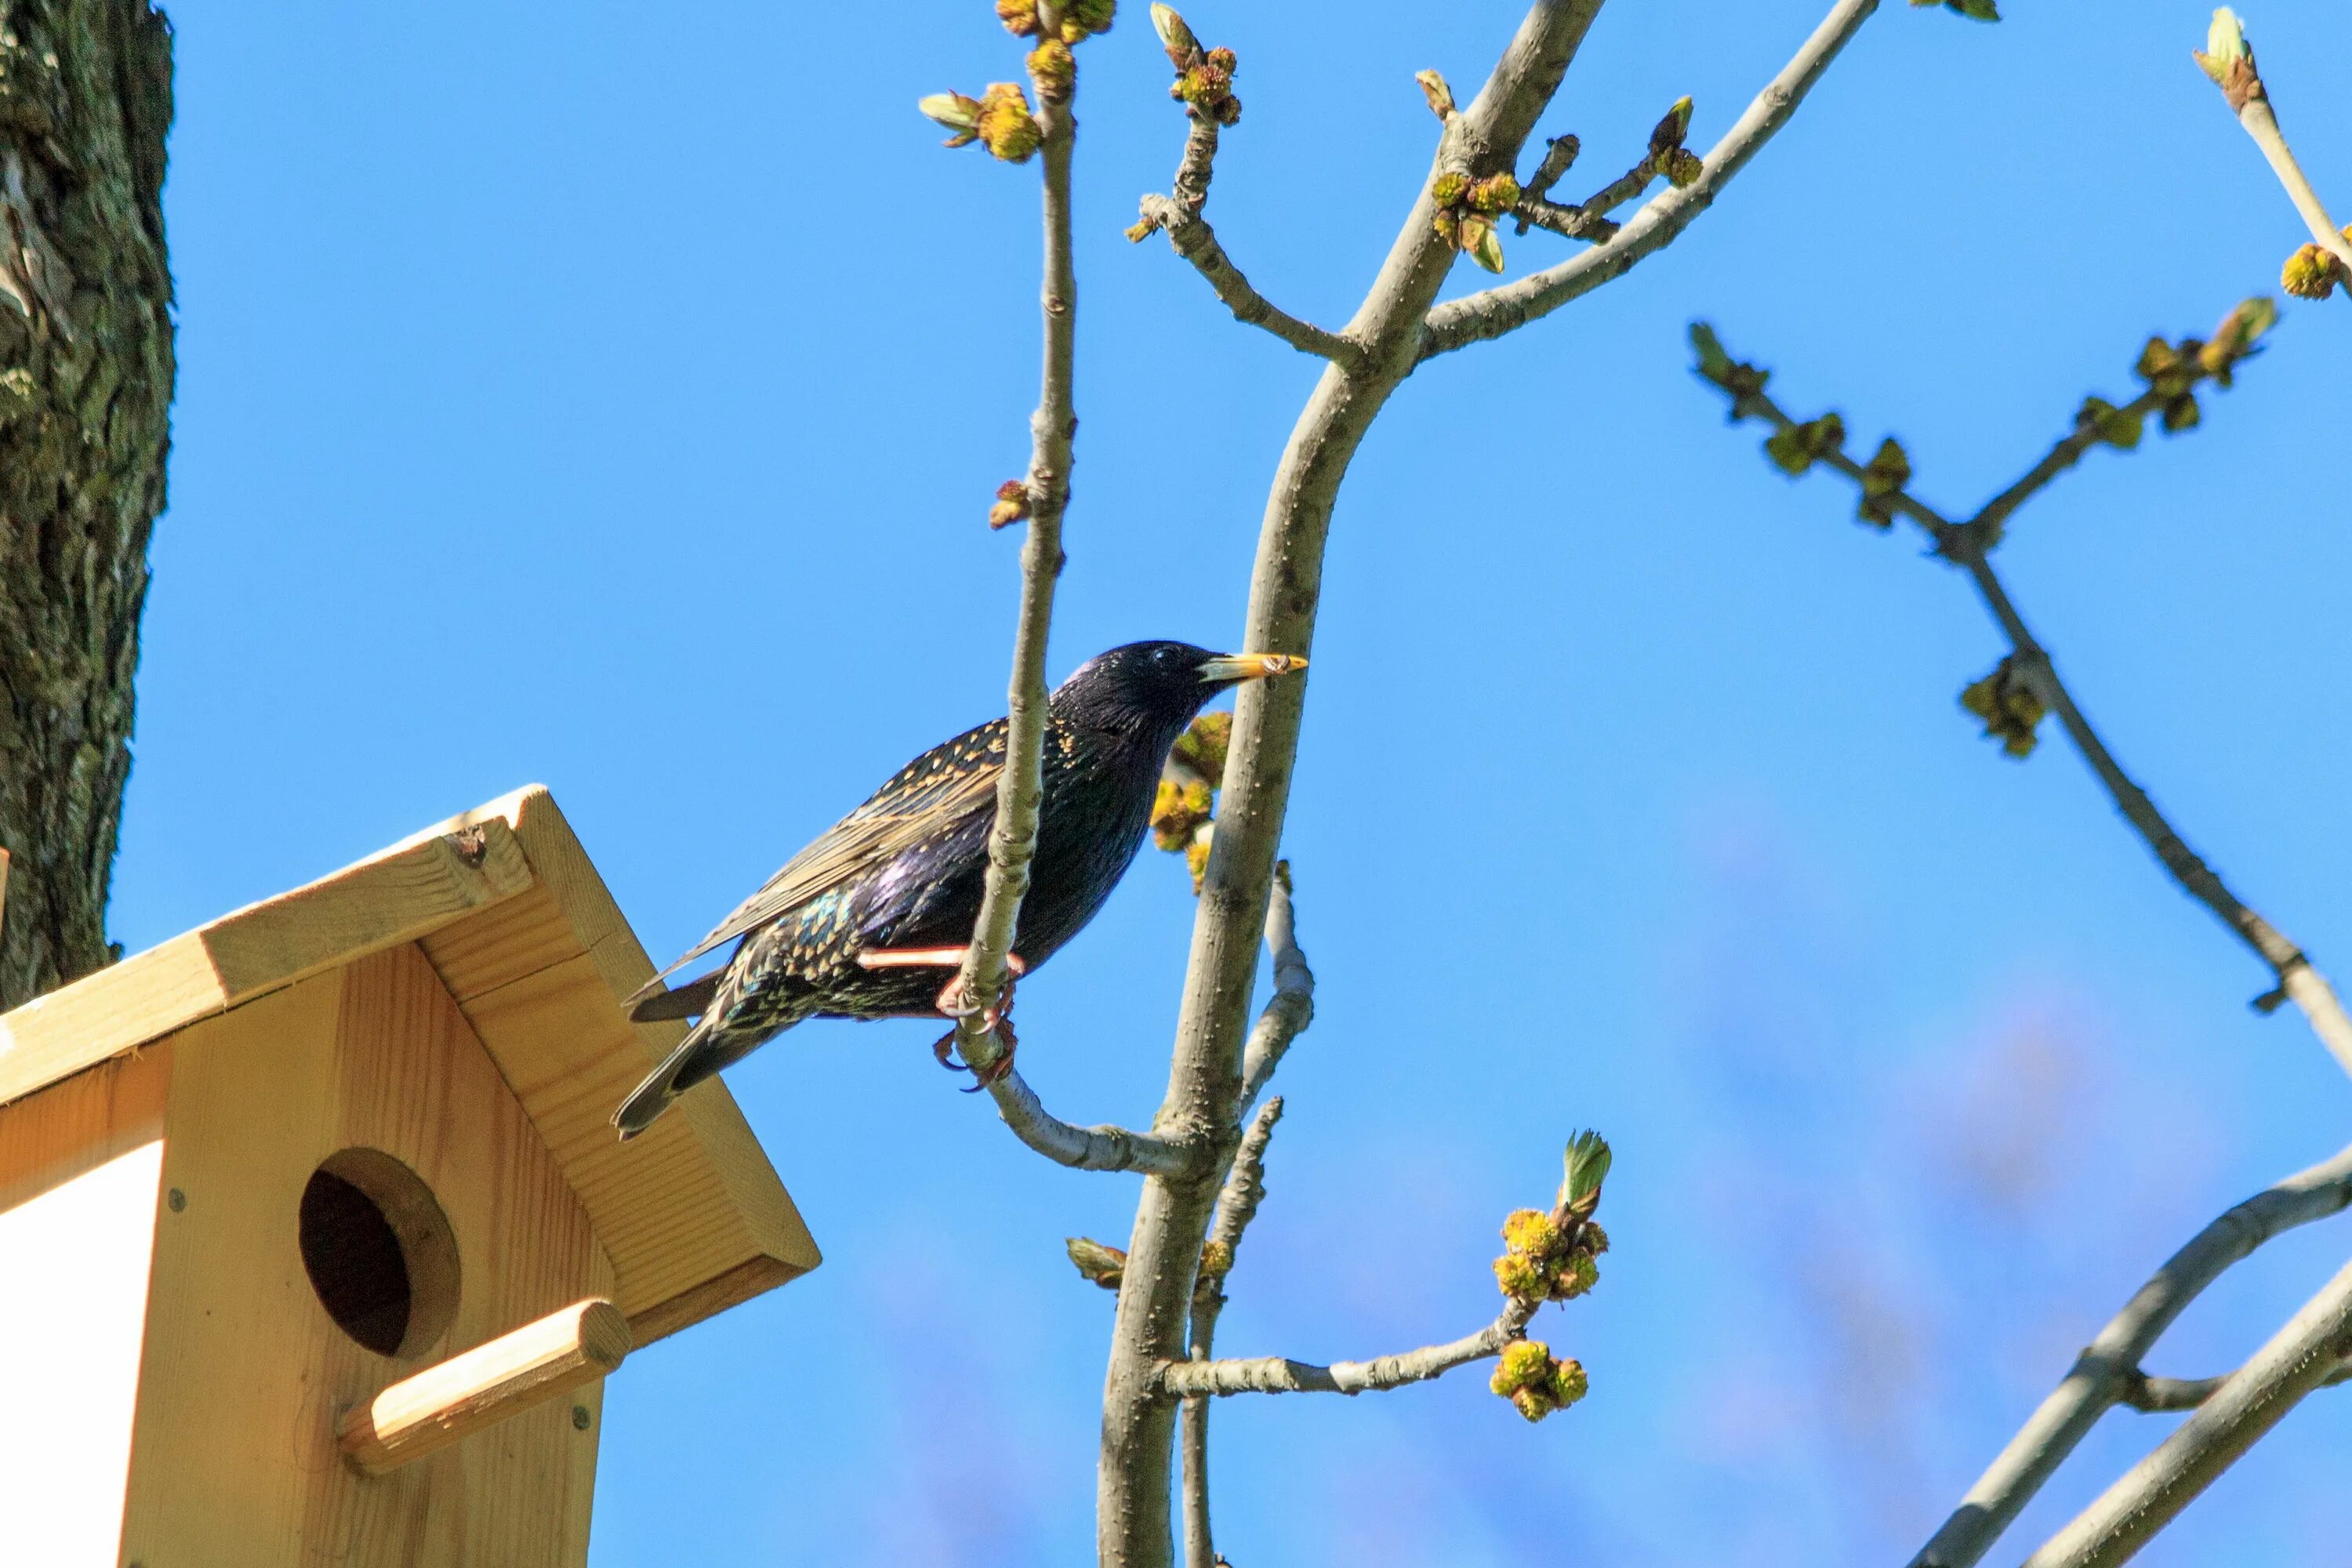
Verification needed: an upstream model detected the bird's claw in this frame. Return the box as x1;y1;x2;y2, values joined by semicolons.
930;974;1019;1091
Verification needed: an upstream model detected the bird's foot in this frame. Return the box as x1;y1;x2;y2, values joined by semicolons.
930;1012;1018;1091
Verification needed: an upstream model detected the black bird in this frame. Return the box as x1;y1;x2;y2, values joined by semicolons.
612;641;1305;1138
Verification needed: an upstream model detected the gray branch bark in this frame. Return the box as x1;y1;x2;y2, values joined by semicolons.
0;0;174;1009
985;1064;1192;1176
1181;1094;1282;1568
1907;1138;2352;1568
1095;5;1611;1563
2022;1249;2352;1568
1159;1296;1541;1399
1418;0;1879;361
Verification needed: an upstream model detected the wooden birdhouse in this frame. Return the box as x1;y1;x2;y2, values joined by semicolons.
0;786;819;1567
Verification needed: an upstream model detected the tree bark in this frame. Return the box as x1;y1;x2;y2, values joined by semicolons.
0;0;172;1009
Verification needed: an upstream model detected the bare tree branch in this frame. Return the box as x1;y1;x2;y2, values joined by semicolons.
1907;1138;2352;1568
1418;0;1879;361
1959;386;2168;550
1134;92;1361;365
949;65;1080;1081
2022;1250;2352;1568
1720;376;2352;1082
2194;14;2352;280
2119;1359;2352;1414
985;1065;1194;1176
1181;1095;1283;1568
1099;5;1613;1561
1159;1296;1542;1399
1236;867;1313;1112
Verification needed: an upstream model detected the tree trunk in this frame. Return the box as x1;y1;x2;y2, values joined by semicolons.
0;0;172;1009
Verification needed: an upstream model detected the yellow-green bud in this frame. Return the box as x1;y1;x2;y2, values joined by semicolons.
1464;216;1504;273
977;81;1041;162
1550;1357;1589;1407
2282;244;2340;300
1431;207;1460;247
2198;294;2275;385
1172;711;1232;786
1501;1208;1555;1256
1581;1221;1610;1256
1416;69;1455;121
920;91;985;147
1028;40;1076;99
1491;1338;1552;1394
1150;778;1214;851
2160;394;2201;433
1494;1251;1547;1298
1961;655;2045;759
1468;172;1522;215
1649;96;1694;158
1550;1250;1600;1301
1764;412;1845;476
1150;2;1201;67
1661;147;1704;188
1430;172;1468;208
1197;1238;1234;1286
1067;1236;1127;1289
1124;216;1158;243
1185;833;1211;894
2075;395;2143;451
1060;0;1117;40
996;0;1040;36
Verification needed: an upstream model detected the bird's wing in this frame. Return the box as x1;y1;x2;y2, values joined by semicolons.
625;720;1008;1013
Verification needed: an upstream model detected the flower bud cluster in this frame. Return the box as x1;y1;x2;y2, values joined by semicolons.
1492;1207;1607;1303
2282;241;2348;301
1490;1338;1589;1423
1764;412;1845;476
1646;96;1702;189
1961;655;2045;759
1857;437;1911;528
1152;5;1239;124
919;82;1042;162
989;479;1032;530
1151;713;1232;891
999;0;1115;45
1429;171;1523;274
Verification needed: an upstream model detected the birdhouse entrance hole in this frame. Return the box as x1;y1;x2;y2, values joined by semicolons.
297;1149;459;1359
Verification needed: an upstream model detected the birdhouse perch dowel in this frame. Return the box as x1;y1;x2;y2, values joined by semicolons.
339;1297;632;1475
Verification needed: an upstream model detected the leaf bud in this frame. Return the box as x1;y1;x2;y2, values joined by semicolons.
1416;69;1454;121
1150;2;1201;67
920;91;985;147
1066;1236;1127;1290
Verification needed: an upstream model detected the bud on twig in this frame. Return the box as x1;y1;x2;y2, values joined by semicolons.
1416;69;1454;122
919;91;985;147
1067;1236;1128;1290
989;479;1032;529
1150;2;1201;68
1961;655;2045;759
2192;7;2263;111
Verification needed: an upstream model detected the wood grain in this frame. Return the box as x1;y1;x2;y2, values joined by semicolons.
339;1298;630;1475
118;946;613;1566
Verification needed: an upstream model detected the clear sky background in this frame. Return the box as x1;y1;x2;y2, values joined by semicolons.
132;1;2351;1562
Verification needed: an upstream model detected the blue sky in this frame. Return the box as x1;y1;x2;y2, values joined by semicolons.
135;1;2351;1562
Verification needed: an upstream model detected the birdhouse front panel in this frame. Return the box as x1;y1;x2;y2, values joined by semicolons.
119;942;612;1567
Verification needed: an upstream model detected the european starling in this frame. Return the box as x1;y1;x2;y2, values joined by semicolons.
612;641;1305;1138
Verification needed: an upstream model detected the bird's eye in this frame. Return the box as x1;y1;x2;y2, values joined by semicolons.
1156;648;1178;666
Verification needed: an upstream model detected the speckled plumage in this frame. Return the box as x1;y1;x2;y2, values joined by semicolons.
612;641;1290;1137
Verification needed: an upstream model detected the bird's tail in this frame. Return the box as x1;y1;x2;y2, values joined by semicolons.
612;1032;703;1140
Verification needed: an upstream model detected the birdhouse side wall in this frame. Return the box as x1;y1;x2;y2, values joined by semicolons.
120;944;615;1567
0;1050;172;1568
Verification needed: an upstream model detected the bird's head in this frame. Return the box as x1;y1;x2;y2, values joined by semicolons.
1053;641;1307;738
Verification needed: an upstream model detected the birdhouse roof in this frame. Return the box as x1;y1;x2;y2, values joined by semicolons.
0;786;818;1343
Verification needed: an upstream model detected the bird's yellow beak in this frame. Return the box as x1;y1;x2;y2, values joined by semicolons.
1197;652;1308;684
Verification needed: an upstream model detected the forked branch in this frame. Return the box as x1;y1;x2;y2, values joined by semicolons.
1691;315;2352;1083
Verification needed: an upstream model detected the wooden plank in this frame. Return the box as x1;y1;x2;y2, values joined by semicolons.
416;787;818;1338
453;951;818;1335
0;1049;171;1568
339;1298;630;1475
0;822;534;1112
120;946;613;1567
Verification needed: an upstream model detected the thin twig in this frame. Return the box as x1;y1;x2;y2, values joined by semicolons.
1511;195;1618;244
1960;386;2167;550
1135;118;1360;366
1182;1096;1283;1568
1236;868;1313;1115
1905;1138;2352;1568
2229;98;2352;277
2022;1249;2352;1568
985;1065;1193;1176
951;65;1080;1078
1419;0;1880;361
1733;383;2352;1082
2118;1357;2352;1414
1159;1296;1542;1399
